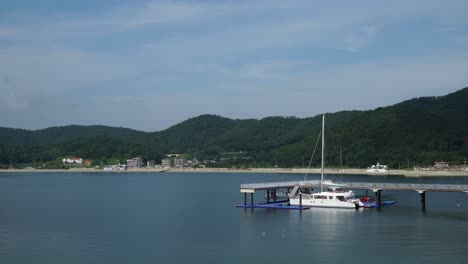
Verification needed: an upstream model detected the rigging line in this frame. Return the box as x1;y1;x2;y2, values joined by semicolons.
303;129;322;181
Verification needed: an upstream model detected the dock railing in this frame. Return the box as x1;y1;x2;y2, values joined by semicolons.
241;180;468;193
240;180;321;190
341;182;468;192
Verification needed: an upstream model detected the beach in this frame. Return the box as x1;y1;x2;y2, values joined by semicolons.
1;167;468;177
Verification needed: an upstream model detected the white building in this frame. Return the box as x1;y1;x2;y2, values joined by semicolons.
161;159;171;168
174;158;188;168
147;160;155;168
127;156;143;168
62;158;83;164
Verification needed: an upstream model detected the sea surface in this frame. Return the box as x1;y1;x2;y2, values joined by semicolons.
1;172;468;264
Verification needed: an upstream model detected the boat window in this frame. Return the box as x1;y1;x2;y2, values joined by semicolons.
329;196;333;199
337;196;345;201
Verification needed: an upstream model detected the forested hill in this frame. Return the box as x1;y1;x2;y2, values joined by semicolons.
1;87;467;168
0;125;147;145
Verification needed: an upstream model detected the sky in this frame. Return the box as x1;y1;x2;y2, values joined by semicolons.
1;0;468;132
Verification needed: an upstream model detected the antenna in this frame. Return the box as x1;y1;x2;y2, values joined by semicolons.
340;145;343;177
275;152;278;168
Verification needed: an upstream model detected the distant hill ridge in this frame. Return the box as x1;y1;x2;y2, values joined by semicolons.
0;87;467;167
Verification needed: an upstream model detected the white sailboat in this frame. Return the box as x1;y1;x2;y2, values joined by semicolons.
289;114;359;209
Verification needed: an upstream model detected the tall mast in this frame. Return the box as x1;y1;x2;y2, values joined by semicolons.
340;145;343;176
321;114;325;192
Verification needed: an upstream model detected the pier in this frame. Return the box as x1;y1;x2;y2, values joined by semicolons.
240;180;468;211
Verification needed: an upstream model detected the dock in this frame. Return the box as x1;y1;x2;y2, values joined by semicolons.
235;201;309;210
240;180;468;211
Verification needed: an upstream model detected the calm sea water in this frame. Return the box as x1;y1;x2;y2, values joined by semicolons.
1;172;468;264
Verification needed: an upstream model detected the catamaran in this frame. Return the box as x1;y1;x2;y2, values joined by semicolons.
289;114;360;209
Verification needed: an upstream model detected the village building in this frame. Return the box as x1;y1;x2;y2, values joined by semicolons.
161;159;172;168
174;158;189;168
434;161;449;170
127;156;143;168
147;160;155;168
62;157;83;166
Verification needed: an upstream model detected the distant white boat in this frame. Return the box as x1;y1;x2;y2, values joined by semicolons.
367;162;389;173
289;115;359;209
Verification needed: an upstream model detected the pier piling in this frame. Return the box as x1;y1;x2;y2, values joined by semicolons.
299;192;302;208
418;190;426;212
373;189;382;211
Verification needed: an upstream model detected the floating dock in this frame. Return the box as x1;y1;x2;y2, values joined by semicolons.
236;201;310;210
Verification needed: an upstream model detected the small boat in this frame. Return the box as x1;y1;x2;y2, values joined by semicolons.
358;197;397;208
289;115;360;209
367;162;389;173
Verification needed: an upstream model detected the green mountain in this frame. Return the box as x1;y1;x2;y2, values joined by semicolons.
0;125;147;145
1;87;467;168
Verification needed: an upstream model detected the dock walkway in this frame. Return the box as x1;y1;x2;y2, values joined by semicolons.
241;180;468;193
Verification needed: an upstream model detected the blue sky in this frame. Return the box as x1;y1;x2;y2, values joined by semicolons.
1;0;468;131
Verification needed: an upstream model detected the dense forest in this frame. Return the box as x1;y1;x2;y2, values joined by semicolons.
1;87;467;169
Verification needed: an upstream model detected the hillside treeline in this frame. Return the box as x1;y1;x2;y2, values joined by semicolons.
1;87;467;168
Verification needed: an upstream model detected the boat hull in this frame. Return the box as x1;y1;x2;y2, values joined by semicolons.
289;198;357;209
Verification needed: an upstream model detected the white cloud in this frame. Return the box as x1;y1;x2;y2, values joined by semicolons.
80;1;209;30
0;26;16;39
454;35;468;44
237;60;308;79
338;25;380;52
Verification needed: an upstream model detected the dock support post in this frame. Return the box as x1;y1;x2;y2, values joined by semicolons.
244;193;247;205
377;190;382;211
250;193;254;206
299;192;302;208
373;189;382;211
419;191;426;212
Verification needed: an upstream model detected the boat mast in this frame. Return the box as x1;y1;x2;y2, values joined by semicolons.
340;145;343;176
321;114;325;192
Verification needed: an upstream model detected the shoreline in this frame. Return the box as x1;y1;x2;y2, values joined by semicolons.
1;167;468;177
